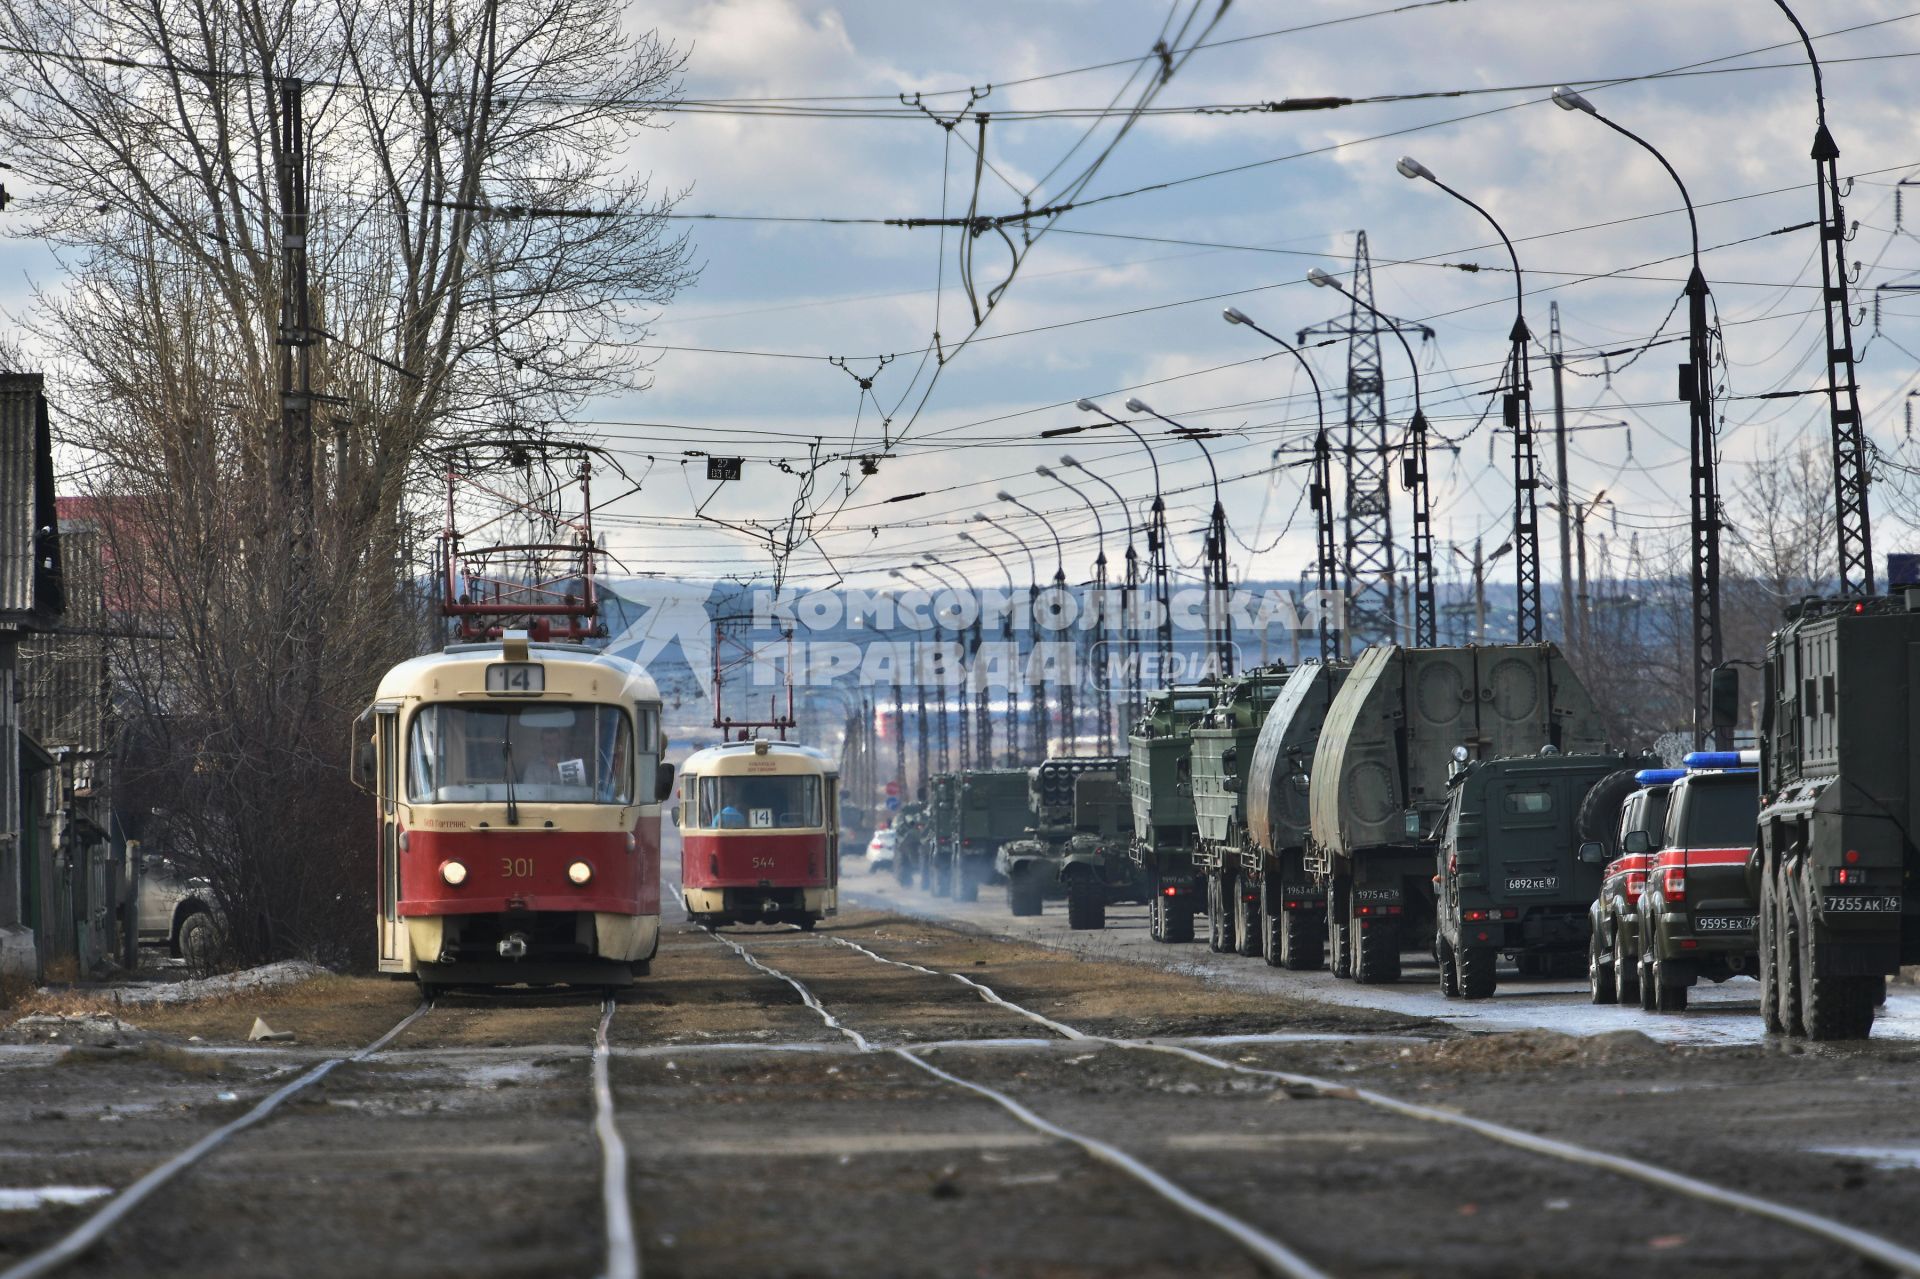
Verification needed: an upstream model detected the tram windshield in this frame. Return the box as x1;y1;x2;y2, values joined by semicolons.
407;704;633;805
697;774;823;830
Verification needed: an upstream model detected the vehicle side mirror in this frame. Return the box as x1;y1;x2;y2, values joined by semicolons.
1623;829;1651;855
1579;841;1606;864
351;738;376;792
655;761;676;803
1710;665;1740;731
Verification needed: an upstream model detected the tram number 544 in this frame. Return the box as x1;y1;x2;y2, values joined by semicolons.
500;857;536;878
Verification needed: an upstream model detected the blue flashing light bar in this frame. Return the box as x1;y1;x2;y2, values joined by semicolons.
1683;750;1759;769
1635;768;1686;786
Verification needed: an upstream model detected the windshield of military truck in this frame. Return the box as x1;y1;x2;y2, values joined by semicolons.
1671;779;1758;848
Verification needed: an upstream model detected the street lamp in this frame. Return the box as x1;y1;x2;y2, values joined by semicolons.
1396;155;1544;644
1126;398;1233;679
915;557;972;776
1306;267;1438;647
1219;306;1339;661
1074;399;1173;686
998;490;1072;756
1551;85;1722;749
974;512;1045;765
1038;463;1114;754
1063;454;1142;733
887;566;934;799
926;550;989;771
959;530;1018;767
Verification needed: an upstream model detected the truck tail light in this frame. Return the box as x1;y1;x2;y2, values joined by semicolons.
1836;867;1867;885
1662;868;1686;902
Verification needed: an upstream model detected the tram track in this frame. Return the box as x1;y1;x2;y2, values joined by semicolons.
710;925;1920;1279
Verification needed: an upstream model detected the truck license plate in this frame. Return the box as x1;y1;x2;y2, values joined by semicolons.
1825;895;1902;913
1506;875;1558;892
1694;914;1756;932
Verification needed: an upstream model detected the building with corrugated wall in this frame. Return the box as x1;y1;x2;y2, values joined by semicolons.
0;373;68;983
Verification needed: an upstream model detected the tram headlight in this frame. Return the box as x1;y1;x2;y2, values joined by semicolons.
439;860;468;886
567;860;593;885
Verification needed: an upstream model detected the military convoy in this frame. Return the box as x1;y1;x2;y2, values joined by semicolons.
858;591;1920;1040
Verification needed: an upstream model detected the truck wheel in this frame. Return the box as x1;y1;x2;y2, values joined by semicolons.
954;864;979;903
1233;884;1261;958
1650;955;1689;1013
931;859;952;899
1613;928;1640;1006
1164;897;1196;944
1759;868;1785;1034
1456;945;1496;999
1778;880;1807;1037
1066;882;1106;931
1352;908;1401;985
1206;873;1234;954
1798;885;1876;1040
1437;936;1461;998
1279;910;1324;971
1149;893;1167;942
178;911;219;977
1327;881;1352;979
1007;868;1044;917
894;857;913;887
1588;929;1616;1005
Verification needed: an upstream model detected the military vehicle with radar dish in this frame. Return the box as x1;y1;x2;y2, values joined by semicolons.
949;768;1029;902
1189;665;1293;956
1127;686;1216;943
1308;643;1606;983
1433;748;1628;999
1585;767;1674;1005
1244;660;1350;969
997;756;1126;919
1756;593;1920;1040
1629;752;1761;1014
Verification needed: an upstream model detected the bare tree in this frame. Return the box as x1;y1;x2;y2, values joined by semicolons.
0;0;696;962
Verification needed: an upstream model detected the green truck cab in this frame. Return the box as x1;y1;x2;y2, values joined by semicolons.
1126;686;1215;943
996;756;1126;918
1433;750;1627;999
1629;758;1761;1014
1586;771;1672;1005
1757;594;1920;1039
1189;665;1294;957
1057;770;1136;930
1309;643;1606;984
951;768;1030;903
1244;660;1350;969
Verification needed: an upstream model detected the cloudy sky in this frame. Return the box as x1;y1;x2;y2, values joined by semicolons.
13;0;1920;601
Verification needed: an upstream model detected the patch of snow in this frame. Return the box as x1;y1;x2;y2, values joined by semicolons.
0;1187;112;1210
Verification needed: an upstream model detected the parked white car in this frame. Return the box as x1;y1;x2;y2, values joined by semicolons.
864;829;896;873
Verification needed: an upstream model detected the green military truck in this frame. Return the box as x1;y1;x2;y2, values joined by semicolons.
1629;756;1761;1014
1584;767;1673;1005
1433;749;1627;999
1308;644;1606;983
1057;770;1137;930
1126;686;1216;943
1244;661;1349;969
925;773;960;897
1190;665;1294;957
1755;594;1920;1039
949;769;1029;903
997;756;1127;919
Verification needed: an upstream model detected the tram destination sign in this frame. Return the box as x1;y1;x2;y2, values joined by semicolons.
485;663;546;695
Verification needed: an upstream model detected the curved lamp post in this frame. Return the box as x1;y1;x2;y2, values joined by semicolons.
1395;155;1543;644
1064;454;1142;730
1125;398;1234;679
999;490;1072;756
1038;463;1113;753
973;512;1044;764
1074;399;1173;685
959;529;1018;767
887;566;935;797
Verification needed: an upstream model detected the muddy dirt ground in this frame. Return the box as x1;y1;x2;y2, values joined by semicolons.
3;912;1919;1278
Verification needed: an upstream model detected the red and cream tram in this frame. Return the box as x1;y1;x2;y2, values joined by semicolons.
677;739;839;929
357;634;672;990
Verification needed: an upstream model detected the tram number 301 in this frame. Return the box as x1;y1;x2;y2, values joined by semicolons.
500;857;536;878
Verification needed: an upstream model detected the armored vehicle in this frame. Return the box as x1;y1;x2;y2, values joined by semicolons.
1244;661;1349;969
1057;770;1137;930
1308;643;1605;983
950;769;1030;902
1433;750;1627;999
925;773;961;896
1189;665;1293;956
1755;594;1920;1038
1585;768;1673;1004
1630;756;1761;1013
997;756;1126;918
890;801;929;888
1126;686;1216;943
